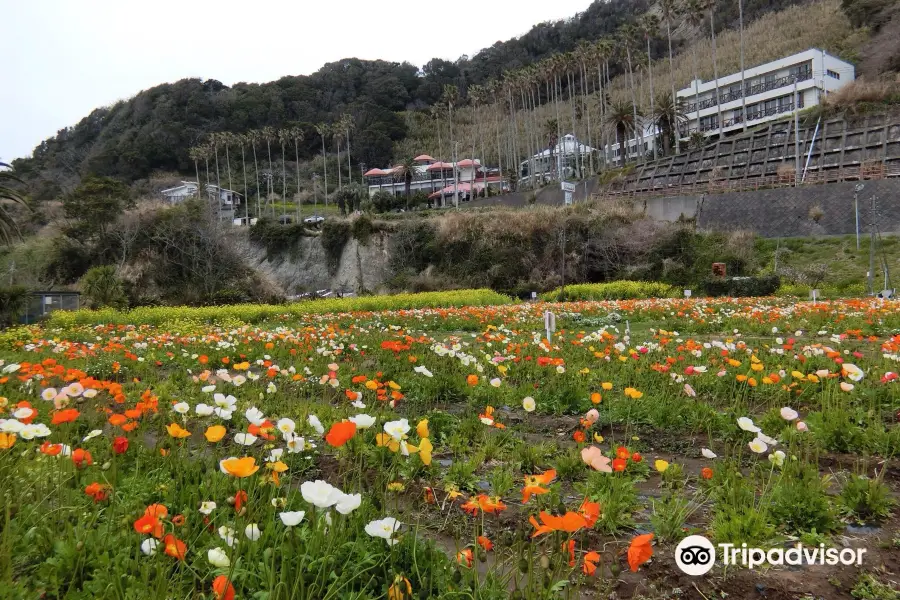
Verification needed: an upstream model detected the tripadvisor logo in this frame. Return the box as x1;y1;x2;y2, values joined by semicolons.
675;535;867;576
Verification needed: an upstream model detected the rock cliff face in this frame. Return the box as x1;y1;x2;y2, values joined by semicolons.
230;230;393;296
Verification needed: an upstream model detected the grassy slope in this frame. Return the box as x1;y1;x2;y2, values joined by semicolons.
397;0;861;162
757;234;900;290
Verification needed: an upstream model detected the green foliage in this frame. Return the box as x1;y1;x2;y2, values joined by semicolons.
249;218;313;258
703;275;781;297
769;462;838;535
370;191;402;214
0;161;30;245
62;175;132;239
46;288;513;327
650;492;700;542
350;214;375;245
542;280;676;301
80;265;128;309
320;219;352;274
851;573;900;600
839;473;896;525
581;473;639;534
552;448;586;482
0;285;28;327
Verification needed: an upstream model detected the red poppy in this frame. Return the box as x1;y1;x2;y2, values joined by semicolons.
163;534;187;560
133;514;163;538
112;436;129;455
615;446;630;460
234;490;248;513
573;430;586;443
325;420;357;447
477;535;493;551
456;548;473;567
631;452;643;463
84;482;109;502
39;442;62;456
212;575;235;600
701;467;714;480
627;533;654;572
612;458;627;472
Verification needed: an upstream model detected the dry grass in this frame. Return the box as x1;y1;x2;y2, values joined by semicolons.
398;0;857;163
822;75;900;109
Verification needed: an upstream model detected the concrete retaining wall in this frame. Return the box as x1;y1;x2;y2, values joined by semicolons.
638;179;900;237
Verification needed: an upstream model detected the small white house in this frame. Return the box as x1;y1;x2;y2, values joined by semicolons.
520;134;596;182
161;181;242;206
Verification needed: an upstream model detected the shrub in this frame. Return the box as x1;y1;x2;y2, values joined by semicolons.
769;462;838;535
249;218;313;258
80;266;127;310
703;275;780;297
320;220;351;274
350;214;374;245
839;473;896;525
0;285;28;327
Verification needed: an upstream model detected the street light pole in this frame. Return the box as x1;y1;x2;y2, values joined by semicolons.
854;183;864;250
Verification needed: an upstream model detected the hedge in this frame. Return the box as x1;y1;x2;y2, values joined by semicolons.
541;281;678;301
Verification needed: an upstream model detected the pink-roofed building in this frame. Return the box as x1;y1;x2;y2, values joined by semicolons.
364;154;505;207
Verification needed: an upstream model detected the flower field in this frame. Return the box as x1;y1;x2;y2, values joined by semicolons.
1;296;899;600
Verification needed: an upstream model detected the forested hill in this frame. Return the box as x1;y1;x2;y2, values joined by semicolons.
13;0;809;199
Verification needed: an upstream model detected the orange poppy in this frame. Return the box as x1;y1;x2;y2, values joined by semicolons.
573;430;586;443
582;550;601;576
71;448;93;468
578;499;601;528
456;548;473;567
612;458;627;472
204;425;226;443
144;504;169;519
163;533;187;560
212;575;235;600
221;456;259;478
112;436;129;454
166;423;191;439
51;408;80;425
108;413;127;427
325;420;357;447
466;374;479;386
133;514;164;538
701;467;714;480
615;446;630;460
477;494;507;514
529;510;588;537
522;469;556;503
627;533;654;572
0;433;15;450
477;535;493;551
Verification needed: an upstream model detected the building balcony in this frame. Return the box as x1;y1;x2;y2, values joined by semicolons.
683;70;812;114
684;101;797;135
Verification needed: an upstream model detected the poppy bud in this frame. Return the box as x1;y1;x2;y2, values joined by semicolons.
101;461;111;471
610;563;621;577
518;558;529;573
237;507;247;517
226;496;235;506
478;551;487;563
539;554;550;569
76;541;84;551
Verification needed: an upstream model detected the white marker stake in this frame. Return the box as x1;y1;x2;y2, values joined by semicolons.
543;310;556;342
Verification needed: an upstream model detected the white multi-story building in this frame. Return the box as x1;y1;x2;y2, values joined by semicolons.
677;48;855;139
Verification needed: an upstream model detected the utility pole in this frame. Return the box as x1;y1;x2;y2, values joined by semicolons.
794;78;801;187
867;194;876;295
854;183;864;250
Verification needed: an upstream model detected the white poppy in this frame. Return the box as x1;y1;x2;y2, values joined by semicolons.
82;429;103;442
301;480;340;508
276;418;296;435
383;419;410;442
780;407;799;421
349;414;376;429
208;547;230;568
217;526;236;547
522;396;536;413
286;434;306;453
195;403;214;416
413;365;433;378
365;517;401;546
173;402;190;415
245;407;265;426
244;523;261;541
737;417;760;433
234;432;257;446
334;493;362;515
140;539;159;556
41;388;58;402
768;450;786;467
748;438;768;453
199;501;216;515
308;415;324;435
701;448;717;459
202;385;216;393
279;511;306;527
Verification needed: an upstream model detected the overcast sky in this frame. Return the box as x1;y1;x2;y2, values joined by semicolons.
1;0;593;161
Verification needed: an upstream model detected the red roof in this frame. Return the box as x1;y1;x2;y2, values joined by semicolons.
456;159;481;168
364;168;387;177
414;154;435;162
426;161;454;171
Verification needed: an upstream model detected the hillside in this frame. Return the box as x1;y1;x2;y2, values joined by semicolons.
9;0;825;201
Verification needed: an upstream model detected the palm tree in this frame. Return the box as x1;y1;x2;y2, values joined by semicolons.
210;132;223;222
618;25;644;163
261;126;276;216
247;130;262;219
704;0;724;137
681;0;706;139
738;0;747;131
278;129;289;222
315;123;330;209
0;161;29;245
333;126;344;192
291;127;304;221
652;91;687;156
605;102;640;164
393;156;418;209
660;0;682;152
237;134;249;224
440;85;460;207
339;114;354;185
640;14;660;160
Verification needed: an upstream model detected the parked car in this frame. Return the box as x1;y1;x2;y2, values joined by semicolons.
303;215;325;225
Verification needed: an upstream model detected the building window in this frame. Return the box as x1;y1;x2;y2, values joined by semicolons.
699;114;719;132
826;69;840;80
